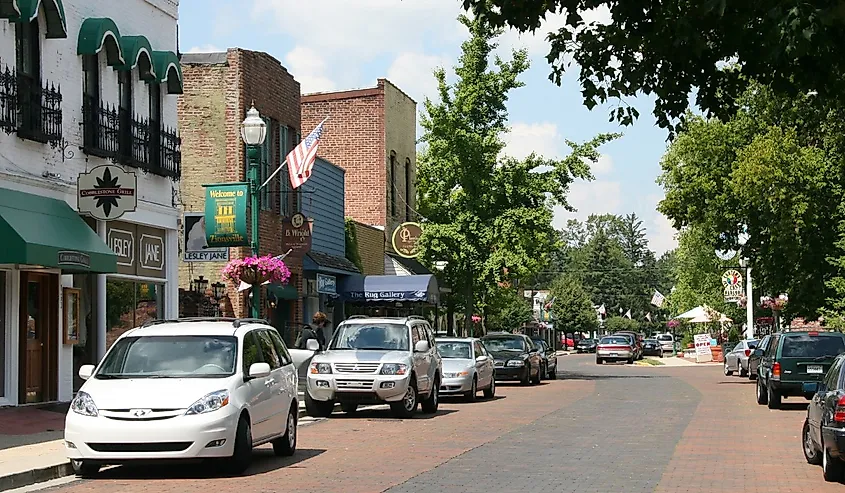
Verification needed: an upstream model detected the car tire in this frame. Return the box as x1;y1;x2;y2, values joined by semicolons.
391;379;418;418
227;415;253;475
596;358;603;365
341;402;358;414
521;368;531;386
767;382;782;409
464;377;477;401
803;420;822;465
626;357;634;364
724;360;733;376
823;439;845;482
483;377;496;398
421;377;440;413
748;368;757;381
756;378;768;405
70;459;100;478
531;365;541;384
305;391;334;418
548;366;557;379
272;405;297;457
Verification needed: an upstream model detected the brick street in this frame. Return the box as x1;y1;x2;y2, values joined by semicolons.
33;355;840;493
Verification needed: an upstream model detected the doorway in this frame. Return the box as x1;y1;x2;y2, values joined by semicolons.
19;272;58;404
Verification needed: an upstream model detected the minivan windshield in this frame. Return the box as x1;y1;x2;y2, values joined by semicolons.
96;335;238;379
329;323;410;351
782;334;845;358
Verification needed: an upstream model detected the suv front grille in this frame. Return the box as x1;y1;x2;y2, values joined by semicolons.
87;442;192;453
334;363;380;374
335;379;375;390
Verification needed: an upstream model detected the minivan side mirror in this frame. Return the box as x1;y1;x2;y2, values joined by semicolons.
476;355;489;363
306;339;320;352
753;348;765;357
248;362;272;378
78;365;95;380
415;340;430;353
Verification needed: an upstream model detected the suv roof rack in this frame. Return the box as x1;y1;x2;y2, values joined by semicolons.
407;315;426;320
347;315;370;319
139;317;270;329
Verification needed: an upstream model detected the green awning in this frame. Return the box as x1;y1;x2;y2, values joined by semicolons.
267;283;299;300
77;18;124;66
118;35;156;80
4;0;67;38
0;188;117;273
151;51;183;94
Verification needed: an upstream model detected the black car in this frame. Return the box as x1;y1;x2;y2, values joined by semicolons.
531;338;558;379
481;333;542;385
642;339;663;357
803;353;845;481
576;338;597;353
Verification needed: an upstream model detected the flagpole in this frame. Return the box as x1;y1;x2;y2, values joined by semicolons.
260;116;330;191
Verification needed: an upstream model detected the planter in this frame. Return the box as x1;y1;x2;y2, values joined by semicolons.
238;267;269;285
222;255;291;287
710;346;723;363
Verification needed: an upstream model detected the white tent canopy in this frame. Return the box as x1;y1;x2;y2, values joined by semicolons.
676;305;733;324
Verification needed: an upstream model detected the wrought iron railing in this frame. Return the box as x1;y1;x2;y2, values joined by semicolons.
0;62;15;134
82;94;119;158
16;73;62;145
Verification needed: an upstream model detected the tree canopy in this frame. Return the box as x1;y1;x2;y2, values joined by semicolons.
461;0;845;135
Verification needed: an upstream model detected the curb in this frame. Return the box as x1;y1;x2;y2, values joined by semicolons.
0;461;72;492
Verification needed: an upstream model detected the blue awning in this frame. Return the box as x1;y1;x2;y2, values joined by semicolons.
339;274;439;304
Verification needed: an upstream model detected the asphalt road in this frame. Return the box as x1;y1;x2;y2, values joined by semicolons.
28;354;844;493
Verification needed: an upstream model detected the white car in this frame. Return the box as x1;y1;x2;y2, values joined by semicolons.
65;318;317;477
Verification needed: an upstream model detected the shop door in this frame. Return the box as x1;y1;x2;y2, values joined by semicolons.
19;273;55;404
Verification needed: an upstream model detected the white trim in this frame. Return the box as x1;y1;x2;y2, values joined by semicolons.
133;48;156;79
106;273;166;284
161;62;180;83
138;234;164;271
97;31;126;65
107;228;135;267
0;268;13;406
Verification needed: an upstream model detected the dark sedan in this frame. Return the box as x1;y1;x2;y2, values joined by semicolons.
803;353;845;481
531;338;558;379
576;338;597;353
642;338;664;357
482;333;542;386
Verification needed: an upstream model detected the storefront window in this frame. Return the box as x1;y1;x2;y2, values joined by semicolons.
0;271;5;398
106;280;164;350
71;274;95;392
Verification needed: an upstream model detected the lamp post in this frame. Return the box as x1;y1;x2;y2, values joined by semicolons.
240;103;267;318
738;228;753;340
433;261;448;335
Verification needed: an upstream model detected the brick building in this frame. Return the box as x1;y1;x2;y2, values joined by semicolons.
178;49;304;339
301;79;417;247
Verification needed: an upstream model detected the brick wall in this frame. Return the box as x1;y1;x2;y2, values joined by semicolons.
353;221;386;275
178;48;303;324
301;83;386;228
382;79;418;250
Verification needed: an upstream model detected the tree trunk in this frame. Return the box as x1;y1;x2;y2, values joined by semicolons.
446;296;455;337
464;279;473;338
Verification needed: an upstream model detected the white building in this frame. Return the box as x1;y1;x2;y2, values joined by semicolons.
0;0;182;406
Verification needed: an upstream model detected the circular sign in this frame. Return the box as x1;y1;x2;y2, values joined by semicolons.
391;222;422;259
291;213;305;228
715;249;737;261
722;269;742;287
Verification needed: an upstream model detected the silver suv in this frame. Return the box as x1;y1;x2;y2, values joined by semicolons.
305;316;442;418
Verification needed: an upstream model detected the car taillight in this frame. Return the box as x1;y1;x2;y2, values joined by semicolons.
835;396;845;422
772;362;781;378
809;331;819;336
745;349;751;358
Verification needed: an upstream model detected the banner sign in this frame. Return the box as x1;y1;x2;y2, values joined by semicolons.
281;213;312;256
203;183;248;248
317;274;337;295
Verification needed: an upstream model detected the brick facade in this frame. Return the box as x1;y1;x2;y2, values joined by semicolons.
178;49;303;325
353;221;386;275
301;79;417;257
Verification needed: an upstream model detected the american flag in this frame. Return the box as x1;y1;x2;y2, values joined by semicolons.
287;117;327;189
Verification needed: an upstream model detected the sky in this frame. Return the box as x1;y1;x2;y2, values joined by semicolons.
177;0;679;254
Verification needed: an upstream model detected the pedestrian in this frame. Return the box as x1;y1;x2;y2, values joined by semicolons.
297;312;330;350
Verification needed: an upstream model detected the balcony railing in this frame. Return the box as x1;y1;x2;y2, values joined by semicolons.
82;99;181;180
0;62;63;145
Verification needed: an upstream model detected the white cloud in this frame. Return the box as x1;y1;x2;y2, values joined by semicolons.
186;44;223;53
503;122;561;160
284;46;336;94
497;6;612;59
553;179;623;228
386;52;450;103
644;194;679;254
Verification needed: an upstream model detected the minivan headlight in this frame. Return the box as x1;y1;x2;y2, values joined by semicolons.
310;362;332;374
185;390;229;415
70;391;98;417
380;363;408;375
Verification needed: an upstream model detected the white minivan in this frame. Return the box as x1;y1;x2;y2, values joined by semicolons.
65;318;317;477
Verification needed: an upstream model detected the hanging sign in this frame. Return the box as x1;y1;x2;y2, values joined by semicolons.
77;165;137;221
281;213;312;256
183;212;229;262
317;274;337;295
391;222;422;258
722;269;743;302
203;183;248;248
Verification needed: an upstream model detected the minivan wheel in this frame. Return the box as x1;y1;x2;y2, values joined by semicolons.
272;405;297;457
421;377;440;413
70;459;100;478
803;420;821;465
227;416;253;475
823;440;844;482
305;391;334;418
391;381;418;418
756;378;768;405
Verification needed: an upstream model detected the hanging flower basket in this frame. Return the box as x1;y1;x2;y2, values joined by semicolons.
667;320;680;329
760;294;788;312
471;315;481;323
222;255;291;286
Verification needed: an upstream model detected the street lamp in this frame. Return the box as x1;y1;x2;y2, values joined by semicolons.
434;260;448;271
211;282;226;300
738;228;754;339
240;103;267;318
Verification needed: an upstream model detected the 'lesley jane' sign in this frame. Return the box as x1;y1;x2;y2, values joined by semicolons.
203;183;248;248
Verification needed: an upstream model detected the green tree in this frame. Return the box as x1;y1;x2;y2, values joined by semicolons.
486;288;534;331
416;15;618;333
549;275;598;337
461;0;845;135
618;213;649;266
605;316;641;333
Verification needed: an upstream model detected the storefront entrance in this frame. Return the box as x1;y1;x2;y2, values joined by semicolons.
19;272;58;404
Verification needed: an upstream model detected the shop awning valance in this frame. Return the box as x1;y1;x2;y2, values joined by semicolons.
118;35;156;80
267;283;298;300
340;274;439;304
151;50;183;94
0;188;117;273
2;0;67;38
77;18;124;66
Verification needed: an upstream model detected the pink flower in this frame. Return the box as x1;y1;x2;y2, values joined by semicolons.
222;255;291;286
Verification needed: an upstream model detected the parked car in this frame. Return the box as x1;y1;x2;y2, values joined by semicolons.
748;334;770;380
576;338;598;353
435;338;496;400
481;332;542;385
642;339;664;357
756;330;845;409
531;338;558;379
723;339;759;377
305;316;442;419
656;333;675;354
596;335;635;364
612;332;643;360
803;353;845;481
65;318;312;477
